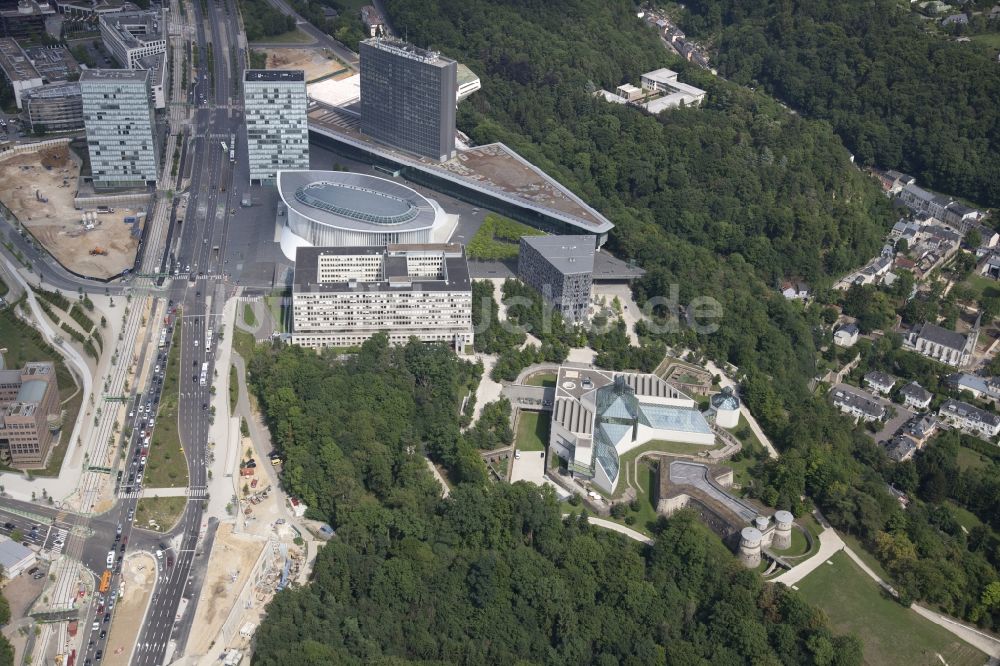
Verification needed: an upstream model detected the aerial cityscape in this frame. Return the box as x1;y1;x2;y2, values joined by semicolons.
0;0;998;665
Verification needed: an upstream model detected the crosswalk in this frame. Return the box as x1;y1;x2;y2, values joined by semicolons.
48;527;68;555
187;487;208;498
118;486;143;500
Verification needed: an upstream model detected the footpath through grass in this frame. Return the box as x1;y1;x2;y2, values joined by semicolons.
144;325;188;488
796;551;985;666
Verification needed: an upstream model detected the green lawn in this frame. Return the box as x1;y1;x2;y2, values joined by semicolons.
243;302;257;328
232;329;256;360
839;531;892;582
959;273;1000;303
796;552;985;666
617;459;660;535
250;28;313;44
0;304;82;474
144;326;189;488
229;364;239;413
969;32;1000;50
955;445;994;472
515;411;549;451
134;496;187;532
524;372;556;387
946;500;984;532
466;214;545;261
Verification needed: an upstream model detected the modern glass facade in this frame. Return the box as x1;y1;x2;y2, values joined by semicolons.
244;69;309;183
359;38;457;162
81;69;158;189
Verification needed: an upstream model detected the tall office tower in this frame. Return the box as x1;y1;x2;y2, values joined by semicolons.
243;69;309;184
81;69;159;189
359;37;457;162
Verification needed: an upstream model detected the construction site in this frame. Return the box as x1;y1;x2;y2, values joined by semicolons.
263;47;347;83
0;144;146;279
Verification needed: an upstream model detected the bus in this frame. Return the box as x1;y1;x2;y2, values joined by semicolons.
158;328;168;349
200;362;208;387
220;141;228;153
205;328;213;351
99;570;111;593
229;133;235;163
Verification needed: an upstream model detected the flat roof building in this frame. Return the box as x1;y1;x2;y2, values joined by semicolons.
0;0;54;40
244;69;309;183
100;9;169;108
0;536;36;579
24;81;83;133
0;361;60;468
24;44;80;83
292;244;473;350
81;68;159;189
640;68;706;111
359;37;458;162
0;37;42;108
517;235;596;323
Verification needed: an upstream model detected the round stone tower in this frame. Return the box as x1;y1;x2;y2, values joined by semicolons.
739;527;763;568
773;510;794;550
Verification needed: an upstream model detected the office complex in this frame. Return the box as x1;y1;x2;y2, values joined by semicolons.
243;69;309;183
99;10;168;108
276;170;447;258
24;82;83;132
517;235;596;322
0;0;54;40
359;37;457;161
81;69;159;189
549;367;715;493
0;361;60;468
0;37;42;108
291;244;473;350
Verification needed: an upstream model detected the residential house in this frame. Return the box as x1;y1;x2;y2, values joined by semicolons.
941;13;970;26
904;319;979;368
831;388;886;423
781;281;810;300
833;323;860;347
899;183;937;215
864;371;896;396
885;435;918;462
981;252;1000;279
879;170;916;195
902;413;938;444
945;373;1000;401
943;202;981;233
938;398;1000;439
899;381;932;410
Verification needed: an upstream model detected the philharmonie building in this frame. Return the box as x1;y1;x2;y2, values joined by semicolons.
276;169;448;259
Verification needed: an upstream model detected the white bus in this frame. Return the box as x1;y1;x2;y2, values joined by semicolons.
200;362;208;387
158;328;168;349
205;328;213;351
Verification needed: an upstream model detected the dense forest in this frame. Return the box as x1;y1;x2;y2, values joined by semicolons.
378;0;1000;630
248;337;862;665
680;0;1000;208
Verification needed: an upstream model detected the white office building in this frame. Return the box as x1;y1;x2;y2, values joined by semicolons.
291;244;473;350
99;10;168;108
243;70;309;183
81;69;158;189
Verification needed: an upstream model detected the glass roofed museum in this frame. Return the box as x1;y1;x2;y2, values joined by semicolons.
550;366;716;493
277;170;447;259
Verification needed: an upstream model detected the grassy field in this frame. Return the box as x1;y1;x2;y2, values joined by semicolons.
524;372;556;387
250;28;313;44
144;326;189;488
242;303;256;328
955;445;994;472
134;496;187;532
796;552;985;666
960;273;1000;303
232;329;256;360
946;500;984;532
970;32;1000;50
0;304;82;474
466;214;546;261
515;411;549;451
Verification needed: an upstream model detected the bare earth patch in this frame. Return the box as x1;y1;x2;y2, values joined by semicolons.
264;47;346;82
0;146;143;278
103;552;157;666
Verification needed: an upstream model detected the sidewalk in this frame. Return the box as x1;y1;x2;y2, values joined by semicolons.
704;359;778;458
